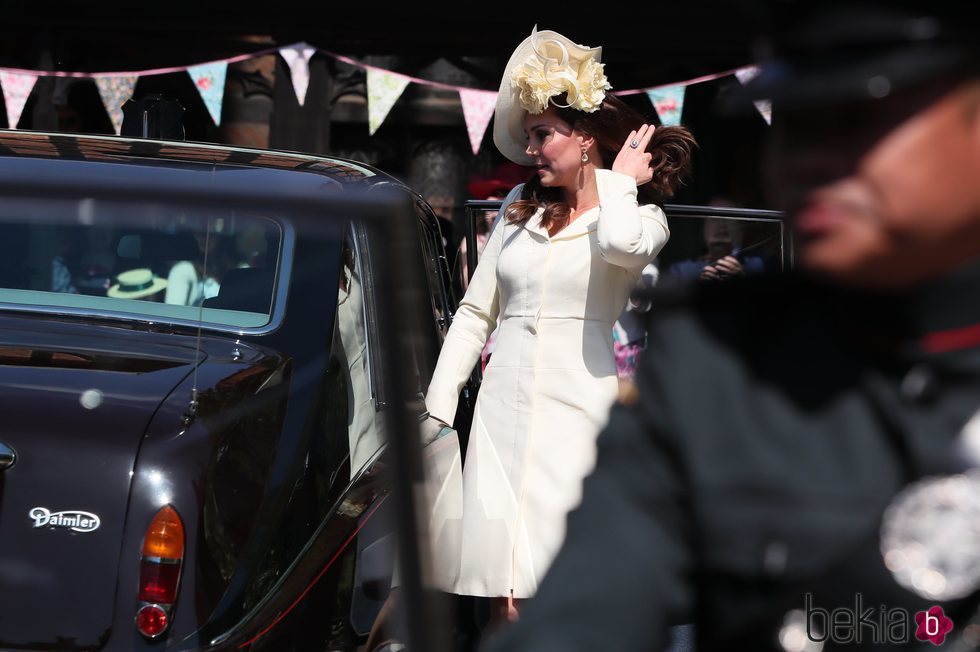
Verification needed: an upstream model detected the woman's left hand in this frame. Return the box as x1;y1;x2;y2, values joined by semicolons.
612;123;655;186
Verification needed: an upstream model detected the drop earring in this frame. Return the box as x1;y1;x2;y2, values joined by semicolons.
581;148;589;163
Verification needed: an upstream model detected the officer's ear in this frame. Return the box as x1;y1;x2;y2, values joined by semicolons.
963;79;980;135
952;81;980;168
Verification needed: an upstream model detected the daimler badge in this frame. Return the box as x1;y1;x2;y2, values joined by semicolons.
29;507;101;533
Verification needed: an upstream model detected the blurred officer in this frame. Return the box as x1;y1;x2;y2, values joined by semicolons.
481;1;980;650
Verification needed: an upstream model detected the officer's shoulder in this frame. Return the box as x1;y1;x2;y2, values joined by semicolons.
639;273;838;360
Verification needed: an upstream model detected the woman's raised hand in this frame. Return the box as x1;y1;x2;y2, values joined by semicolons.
612;124;655;186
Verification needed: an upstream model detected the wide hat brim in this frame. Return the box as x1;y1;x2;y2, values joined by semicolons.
107;275;168;299
492;29;602;166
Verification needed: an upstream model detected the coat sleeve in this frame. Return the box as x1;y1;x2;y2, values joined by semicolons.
594;168;670;269
479;347;694;652
423;216;506;425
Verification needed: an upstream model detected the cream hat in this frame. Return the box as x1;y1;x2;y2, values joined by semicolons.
493;26;610;165
107;268;168;299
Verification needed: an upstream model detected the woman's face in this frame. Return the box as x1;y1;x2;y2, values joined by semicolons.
523;108;589;188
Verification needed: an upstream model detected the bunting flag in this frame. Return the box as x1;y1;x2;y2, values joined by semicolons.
280;43;316;106
459;89;497;155
366;68;411;135
646;84;686;126
95;76;138;134
0;71;38;129
734;66;772;125
753;99;772;125
188;61;228;125
0;41;761;150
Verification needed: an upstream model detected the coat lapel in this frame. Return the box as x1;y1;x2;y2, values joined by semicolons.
523;206;599;241
550;208;599;241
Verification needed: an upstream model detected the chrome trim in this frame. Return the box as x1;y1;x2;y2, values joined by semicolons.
0;222;296;338
352;221;387;410
0;130;378;179
141;555;182;566
135;603;173;640
0;440;14;470
350;222;378;405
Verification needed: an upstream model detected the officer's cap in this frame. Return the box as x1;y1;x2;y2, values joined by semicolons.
734;0;980;110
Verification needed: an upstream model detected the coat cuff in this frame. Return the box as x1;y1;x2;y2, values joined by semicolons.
595;169;639;204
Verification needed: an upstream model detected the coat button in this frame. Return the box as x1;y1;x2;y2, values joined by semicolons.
900;364;939;404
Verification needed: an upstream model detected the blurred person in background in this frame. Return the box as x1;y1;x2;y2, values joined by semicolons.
612;261;659;385
666;201;767;283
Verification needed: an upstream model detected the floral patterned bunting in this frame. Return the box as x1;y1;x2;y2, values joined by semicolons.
646;84;686;126
459;89;497;154
367;68;411;135
0;71;38;129
188;61;228;125
95;76;138;134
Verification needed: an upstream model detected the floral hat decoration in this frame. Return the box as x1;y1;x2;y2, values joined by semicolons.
493;26;611;165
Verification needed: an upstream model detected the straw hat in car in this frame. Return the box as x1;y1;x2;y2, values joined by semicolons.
107;268;168;299
492;25;611;165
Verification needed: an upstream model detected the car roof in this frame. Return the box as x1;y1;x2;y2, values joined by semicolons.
0;130;384;187
0;130;442;225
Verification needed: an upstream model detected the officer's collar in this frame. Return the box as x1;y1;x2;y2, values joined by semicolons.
906;261;980;355
830;259;980;358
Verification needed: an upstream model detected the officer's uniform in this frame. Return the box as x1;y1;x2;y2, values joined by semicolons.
484;268;980;650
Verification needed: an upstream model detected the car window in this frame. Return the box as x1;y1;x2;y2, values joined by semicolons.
657;212;788;283
0;198;284;329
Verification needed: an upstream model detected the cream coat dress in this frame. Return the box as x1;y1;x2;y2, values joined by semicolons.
425;169;669;598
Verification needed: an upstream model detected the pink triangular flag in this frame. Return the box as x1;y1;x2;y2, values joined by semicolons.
95;76;138;134
734;66;771;125
280;43;317;106
367;68;411;135
459;89;497;154
0;71;38;129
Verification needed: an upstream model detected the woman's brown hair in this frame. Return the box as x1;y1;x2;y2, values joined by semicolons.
506;94;697;233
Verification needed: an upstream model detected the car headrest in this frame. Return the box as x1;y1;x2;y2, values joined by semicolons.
203;267;276;314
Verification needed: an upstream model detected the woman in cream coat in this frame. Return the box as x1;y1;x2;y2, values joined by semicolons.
424;27;695;623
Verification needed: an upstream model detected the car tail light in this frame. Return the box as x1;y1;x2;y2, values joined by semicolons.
136;604;169;637
136;505;184;638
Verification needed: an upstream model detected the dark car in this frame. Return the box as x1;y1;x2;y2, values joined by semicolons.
0;131;458;651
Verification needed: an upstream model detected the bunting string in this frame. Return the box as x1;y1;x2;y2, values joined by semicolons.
0;44;286;79
0;41;770;145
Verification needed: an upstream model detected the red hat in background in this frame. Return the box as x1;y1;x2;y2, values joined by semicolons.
467;162;532;199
